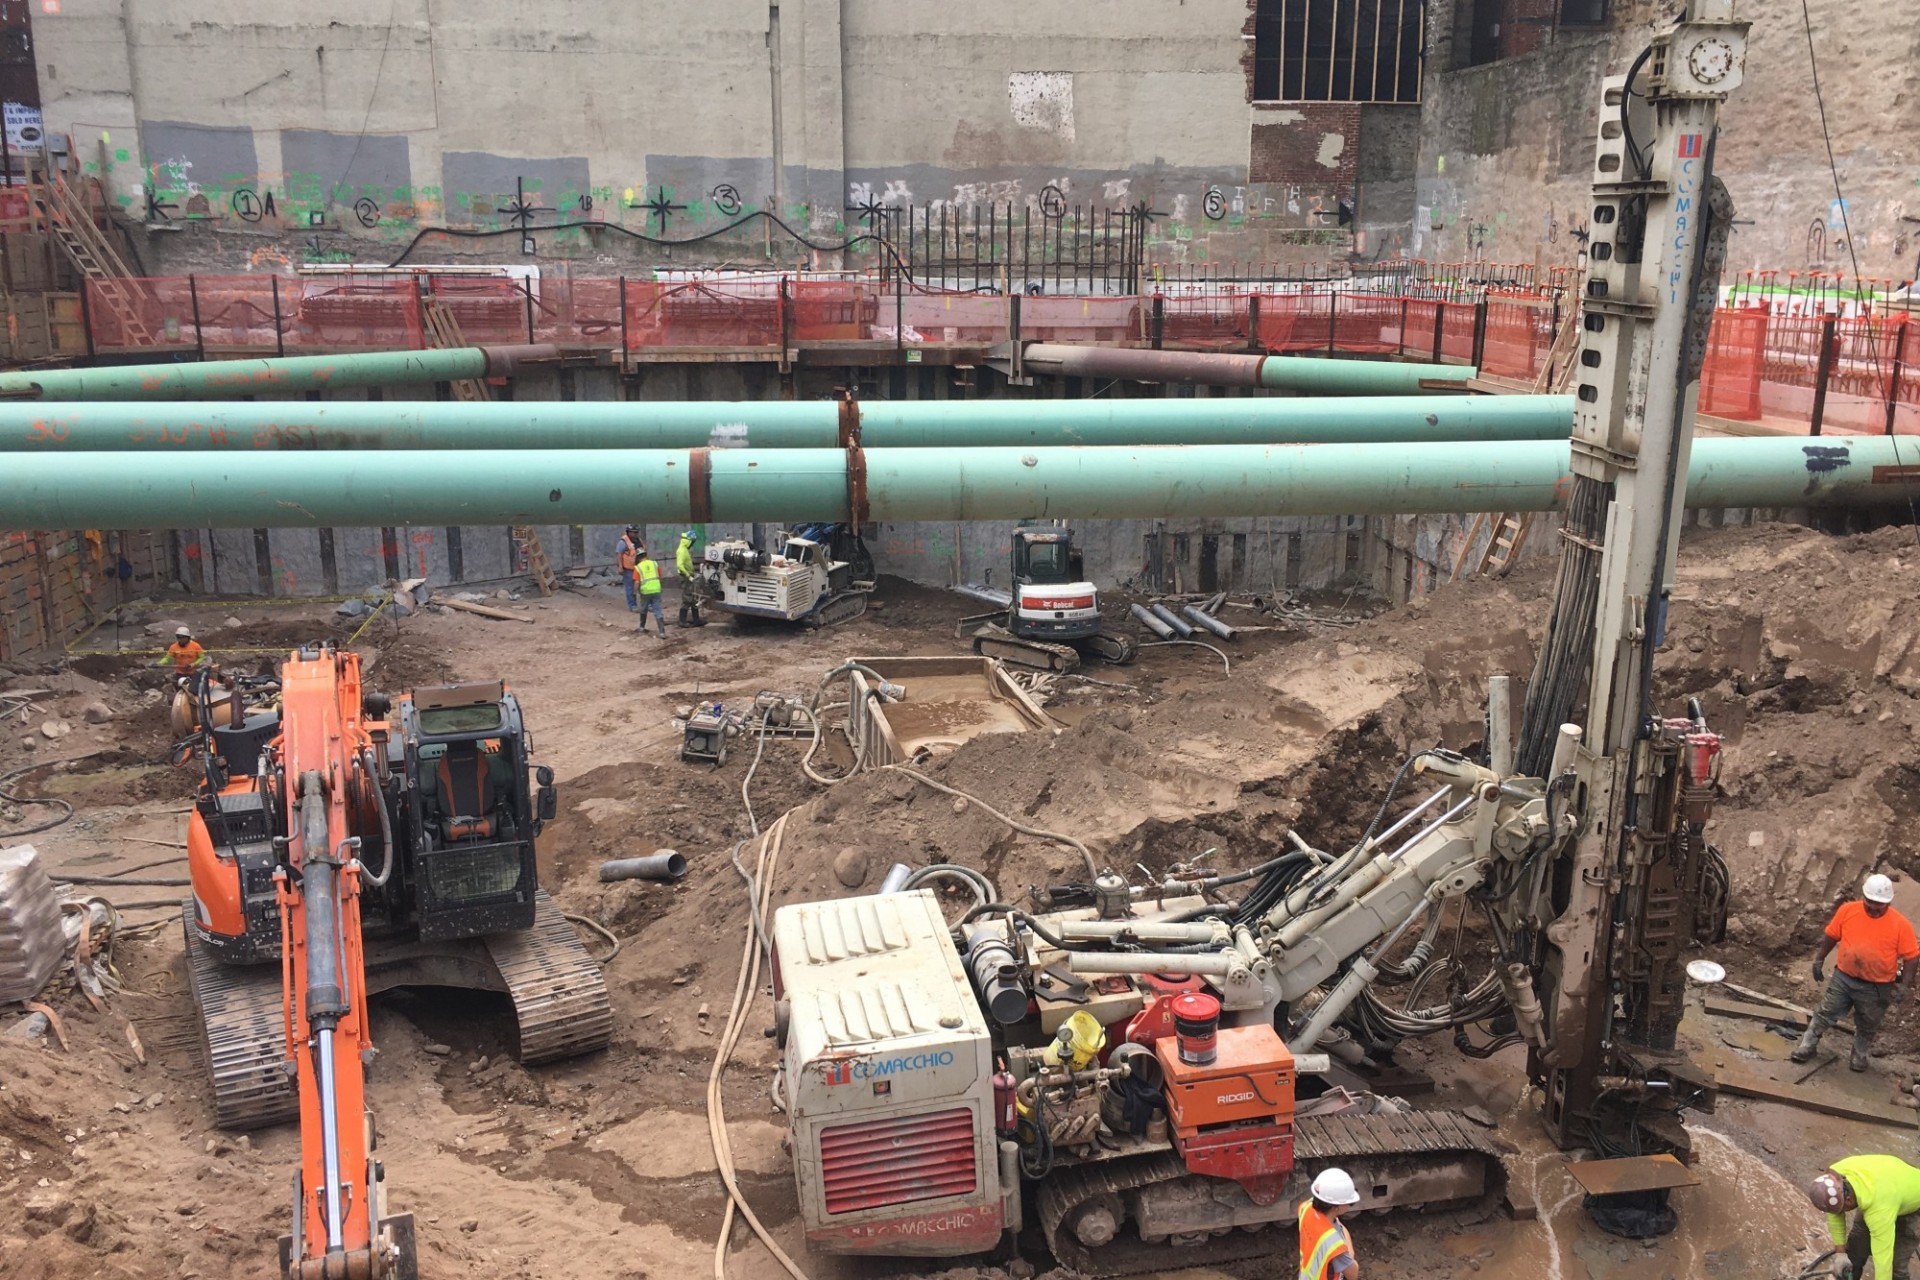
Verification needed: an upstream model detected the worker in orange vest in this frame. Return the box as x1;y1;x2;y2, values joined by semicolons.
162;626;205;677
616;525;642;611
1298;1167;1363;1279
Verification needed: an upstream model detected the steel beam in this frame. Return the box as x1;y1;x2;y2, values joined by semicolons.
0;394;1572;451
0;345;560;401
1;436;1912;530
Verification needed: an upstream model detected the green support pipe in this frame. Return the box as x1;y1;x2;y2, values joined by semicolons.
2;436;1913;530
1021;344;1476;395
0;394;1574;451
0;345;560;401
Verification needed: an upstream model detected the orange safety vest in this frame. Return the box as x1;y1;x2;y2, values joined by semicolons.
617;536;638;572
1297;1202;1354;1280
166;640;205;673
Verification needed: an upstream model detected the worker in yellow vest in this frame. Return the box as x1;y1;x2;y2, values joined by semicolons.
1809;1156;1920;1280
633;543;666;638
675;529;706;627
1298;1167;1363;1280
616;525;642;611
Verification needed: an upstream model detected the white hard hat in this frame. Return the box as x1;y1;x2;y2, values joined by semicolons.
1310;1167;1361;1206
1864;873;1897;904
174;626;191;639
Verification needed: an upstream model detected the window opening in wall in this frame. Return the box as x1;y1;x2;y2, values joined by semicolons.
1559;0;1608;25
1253;0;1424;104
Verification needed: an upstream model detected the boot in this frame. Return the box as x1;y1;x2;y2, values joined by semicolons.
1851;1036;1873;1073
1791;1019;1826;1064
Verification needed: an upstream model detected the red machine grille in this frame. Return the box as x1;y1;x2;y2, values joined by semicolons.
819;1107;977;1215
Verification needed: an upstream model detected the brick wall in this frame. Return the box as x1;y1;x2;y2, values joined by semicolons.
1249;103;1362;194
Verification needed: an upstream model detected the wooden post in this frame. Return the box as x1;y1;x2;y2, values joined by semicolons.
1885;324;1907;437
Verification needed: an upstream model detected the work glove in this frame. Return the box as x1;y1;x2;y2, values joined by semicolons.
1812;962;1826;985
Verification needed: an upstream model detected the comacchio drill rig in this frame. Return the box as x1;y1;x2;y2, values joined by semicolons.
178;644;609;1278
768;2;1747;1272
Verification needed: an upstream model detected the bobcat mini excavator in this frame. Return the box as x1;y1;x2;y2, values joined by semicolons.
178;645;611;1277
969;526;1137;672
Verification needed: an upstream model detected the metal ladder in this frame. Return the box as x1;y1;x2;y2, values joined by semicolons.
425;293;558;597
510;526;558;597
1451;512;1534;581
37;177;161;347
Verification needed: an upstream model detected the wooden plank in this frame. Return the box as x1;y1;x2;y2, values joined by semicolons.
1715;1064;1920;1129
431;595;536;624
1704;995;1852;1034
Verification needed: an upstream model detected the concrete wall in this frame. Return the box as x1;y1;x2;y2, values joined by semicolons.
32;0;1380;273
1413;0;1920;279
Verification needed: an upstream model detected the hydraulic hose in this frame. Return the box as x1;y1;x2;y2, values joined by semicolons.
356;748;395;888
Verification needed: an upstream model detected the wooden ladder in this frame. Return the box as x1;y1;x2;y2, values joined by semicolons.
1451;512;1535;581
510;526;558;597
37;177;161;347
421;297;492;402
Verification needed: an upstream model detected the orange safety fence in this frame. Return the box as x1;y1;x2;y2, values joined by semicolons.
1158;295;1251;350
1480;297;1555;382
623;279;783;350
1698;309;1766;421
789;280;878;343
285;279;426;351
423;276;528;344
531;277;624;347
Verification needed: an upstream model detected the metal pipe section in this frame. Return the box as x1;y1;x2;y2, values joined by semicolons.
0;393;1573;452
1181;605;1236;641
598;852;688;883
1021;343;1476;394
0;345;559;402
1130;603;1176;639
1148;603;1195;638
3;436;1916;530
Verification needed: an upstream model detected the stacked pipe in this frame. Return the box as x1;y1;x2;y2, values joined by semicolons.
1;347;1916;530
1;436;1914;529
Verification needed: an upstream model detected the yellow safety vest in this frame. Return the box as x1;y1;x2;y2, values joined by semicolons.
635;558;662;595
1297;1202;1353;1280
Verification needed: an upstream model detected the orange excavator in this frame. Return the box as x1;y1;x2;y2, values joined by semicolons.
177;643;608;1278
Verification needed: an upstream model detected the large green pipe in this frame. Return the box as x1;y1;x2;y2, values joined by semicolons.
2;437;1912;530
1021;344;1475;394
0;394;1573;451
0;345;559;401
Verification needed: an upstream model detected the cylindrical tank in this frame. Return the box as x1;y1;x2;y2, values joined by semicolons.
1171;992;1222;1066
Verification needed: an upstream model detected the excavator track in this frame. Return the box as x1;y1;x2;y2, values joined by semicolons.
181;903;298;1131
1036;1110;1507;1277
1079;632;1138;665
971;623;1082;673
484;890;613;1065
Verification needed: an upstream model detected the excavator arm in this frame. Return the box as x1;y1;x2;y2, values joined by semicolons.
271;647;416;1280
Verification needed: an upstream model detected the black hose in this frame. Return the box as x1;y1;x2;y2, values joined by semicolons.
356;748;395;888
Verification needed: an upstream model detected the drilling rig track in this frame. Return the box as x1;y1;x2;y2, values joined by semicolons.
1035;1109;1507;1277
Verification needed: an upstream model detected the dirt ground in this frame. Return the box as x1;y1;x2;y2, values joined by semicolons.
3;524;1918;1280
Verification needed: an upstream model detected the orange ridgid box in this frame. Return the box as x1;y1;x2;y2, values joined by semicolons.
1154;1022;1296;1130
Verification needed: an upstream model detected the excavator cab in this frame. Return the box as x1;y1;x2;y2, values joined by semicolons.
398;682;552;942
1011;526;1082;586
